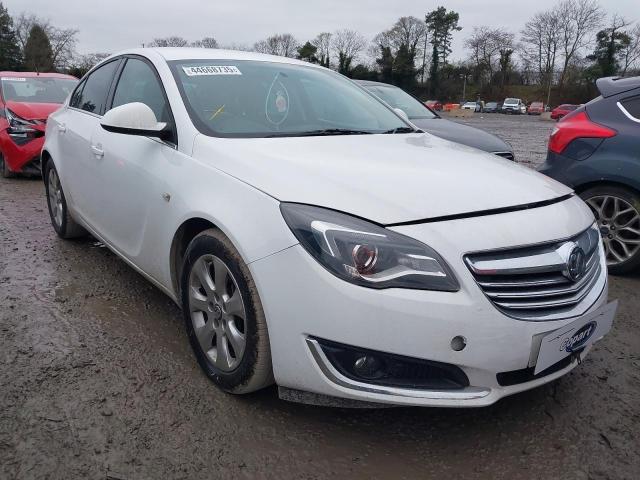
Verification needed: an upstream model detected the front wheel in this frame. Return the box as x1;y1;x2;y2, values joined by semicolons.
181;228;273;393
580;185;640;274
0;153;16;178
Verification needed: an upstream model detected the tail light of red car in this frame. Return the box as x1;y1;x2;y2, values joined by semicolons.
548;110;616;157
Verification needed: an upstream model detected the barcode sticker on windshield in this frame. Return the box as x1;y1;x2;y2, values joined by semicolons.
182;66;242;76
1;77;26;82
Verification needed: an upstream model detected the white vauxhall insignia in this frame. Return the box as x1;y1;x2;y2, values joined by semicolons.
42;48;617;407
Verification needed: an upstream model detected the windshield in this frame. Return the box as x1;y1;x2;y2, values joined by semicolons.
169;60;410;137
504;98;519;104
1;76;77;104
486;102;497;107
364;85;436;119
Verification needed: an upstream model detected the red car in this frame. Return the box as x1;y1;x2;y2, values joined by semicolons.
425;100;443;111
550;104;579;121
0;72;77;177
527;101;544;115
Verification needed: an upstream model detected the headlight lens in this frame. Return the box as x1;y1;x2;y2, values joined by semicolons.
5;108;38;137
280;203;459;291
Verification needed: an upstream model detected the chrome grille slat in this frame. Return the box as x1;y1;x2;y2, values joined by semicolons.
482;254;599;300
466;225;606;321
492;264;601;310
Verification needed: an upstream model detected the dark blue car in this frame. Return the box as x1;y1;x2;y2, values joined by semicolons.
539;76;640;273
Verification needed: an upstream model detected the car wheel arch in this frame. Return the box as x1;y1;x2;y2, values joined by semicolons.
574;180;640;199
41;150;52;183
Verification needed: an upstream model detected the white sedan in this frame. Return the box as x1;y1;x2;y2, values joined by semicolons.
42;48;615;407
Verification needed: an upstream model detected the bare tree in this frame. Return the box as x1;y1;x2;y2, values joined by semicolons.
312;32;332;67
331;29;367;65
147;37;189;47
13;13;78;70
253;33;299;57
220;42;252;52
191;37;219;49
556;0;602;88
465;27;514;85
521;9;562;104
621;24;640;75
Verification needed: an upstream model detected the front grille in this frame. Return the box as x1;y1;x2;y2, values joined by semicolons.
465;225;605;321
493;151;515;161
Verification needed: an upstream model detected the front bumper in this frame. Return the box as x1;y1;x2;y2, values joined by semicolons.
250;196;608;407
0;129;45;174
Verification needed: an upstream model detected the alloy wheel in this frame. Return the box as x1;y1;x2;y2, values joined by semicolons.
188;254;246;372
586;195;640;266
48;169;64;228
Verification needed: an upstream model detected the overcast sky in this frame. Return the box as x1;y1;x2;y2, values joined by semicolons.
3;0;638;60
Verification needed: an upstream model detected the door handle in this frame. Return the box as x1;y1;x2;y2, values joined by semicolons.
90;145;104;158
57;123;66;133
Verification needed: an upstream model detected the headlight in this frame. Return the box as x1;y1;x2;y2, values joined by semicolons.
5;108;38;137
280;203;459;291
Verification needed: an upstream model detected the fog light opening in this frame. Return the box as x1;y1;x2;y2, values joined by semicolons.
353;355;385;379
451;336;467;352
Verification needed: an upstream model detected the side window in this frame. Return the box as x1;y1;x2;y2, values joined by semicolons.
74;60;119;115
111;58;169;123
69;80;85;108
621;97;640;120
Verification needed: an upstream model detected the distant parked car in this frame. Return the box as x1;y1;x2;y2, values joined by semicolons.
443;103;459;112
357;81;513;159
425;100;442;111
0;71;78;177
484;101;501;113
539;76;640;273
528;101;545;115
501;98;526;114
551;104;580;120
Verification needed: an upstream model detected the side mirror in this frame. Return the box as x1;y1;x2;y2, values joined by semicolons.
393;108;409;121
100;102;170;139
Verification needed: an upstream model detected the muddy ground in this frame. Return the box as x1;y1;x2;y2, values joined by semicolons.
1;115;639;479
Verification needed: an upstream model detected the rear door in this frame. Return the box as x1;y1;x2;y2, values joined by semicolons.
56;59;121;220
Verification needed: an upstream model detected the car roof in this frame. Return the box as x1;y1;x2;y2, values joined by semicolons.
353;79;395;88
0;71;77;80
108;47;320;69
596;76;640;98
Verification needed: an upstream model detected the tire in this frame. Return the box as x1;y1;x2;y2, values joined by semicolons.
0;152;16;178
181;228;273;393
580;185;640;275
44;161;87;239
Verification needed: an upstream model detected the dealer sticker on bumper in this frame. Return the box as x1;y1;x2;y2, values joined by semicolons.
535;300;618;375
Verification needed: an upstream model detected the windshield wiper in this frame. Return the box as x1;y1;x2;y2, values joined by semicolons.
382;127;420;134
265;128;374;138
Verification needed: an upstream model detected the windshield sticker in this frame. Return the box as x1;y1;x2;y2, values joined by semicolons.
182;65;242;76
1;77;26;82
265;74;290;126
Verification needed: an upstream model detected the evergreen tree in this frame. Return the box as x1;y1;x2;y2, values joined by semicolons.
297;41;318;63
425;7;461;95
393;44;418;92
0;2;22;70
587;27;630;78
24;24;54;72
376;46;394;84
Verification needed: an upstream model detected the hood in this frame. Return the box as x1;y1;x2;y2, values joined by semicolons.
193;132;572;225
5;101;61;122
410;117;512;154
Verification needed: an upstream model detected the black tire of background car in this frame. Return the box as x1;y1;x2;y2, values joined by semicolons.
44;161;87;239
0;153;16;178
181;228;274;394
580;185;640;275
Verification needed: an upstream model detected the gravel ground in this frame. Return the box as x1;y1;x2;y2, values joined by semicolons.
1;116;639;479
447;112;556;168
